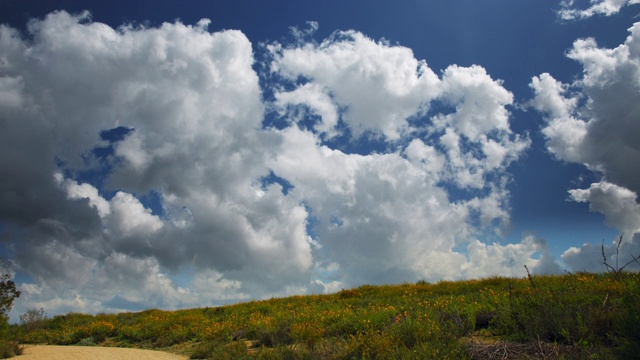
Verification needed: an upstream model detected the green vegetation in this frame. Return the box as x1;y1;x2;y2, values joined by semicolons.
13;271;640;359
0;274;21;358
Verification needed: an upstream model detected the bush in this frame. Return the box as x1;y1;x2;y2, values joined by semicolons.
494;273;615;345
77;337;96;346
190;340;249;359
253;319;293;348
615;273;640;359
0;340;21;359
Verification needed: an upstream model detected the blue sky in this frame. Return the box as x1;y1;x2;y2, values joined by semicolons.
1;0;640;321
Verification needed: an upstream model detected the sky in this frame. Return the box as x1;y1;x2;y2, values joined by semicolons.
1;0;640;322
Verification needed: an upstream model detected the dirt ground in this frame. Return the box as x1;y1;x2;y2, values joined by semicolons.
17;345;189;360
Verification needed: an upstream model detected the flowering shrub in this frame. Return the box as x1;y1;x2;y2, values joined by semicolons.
14;273;639;358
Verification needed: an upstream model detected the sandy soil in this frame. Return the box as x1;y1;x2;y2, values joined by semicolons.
17;345;189;360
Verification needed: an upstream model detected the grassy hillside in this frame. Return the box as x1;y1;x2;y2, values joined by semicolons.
12;272;640;359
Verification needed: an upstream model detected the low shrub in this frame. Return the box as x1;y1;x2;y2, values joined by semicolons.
0;340;21;359
77;337;96;346
615;272;640;359
190;340;249;359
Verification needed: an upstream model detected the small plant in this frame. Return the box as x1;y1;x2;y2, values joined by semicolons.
77;337;96;346
337;288;361;299
0;341;21;359
597;234;640;358
190;340;249;359
615;272;640;359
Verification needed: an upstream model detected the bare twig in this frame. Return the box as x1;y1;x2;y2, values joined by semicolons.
467;339;586;360
601;234;637;275
616;234;623;272
631;253;640;266
563;269;574;276
618;257;639;273
524;265;535;289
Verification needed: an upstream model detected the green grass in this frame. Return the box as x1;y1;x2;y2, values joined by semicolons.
14;272;640;359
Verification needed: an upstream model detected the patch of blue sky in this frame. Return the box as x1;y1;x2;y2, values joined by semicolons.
138;190;165;217
103;295;147;312
260;170;294;196
299;201;320;241
59;126;133;189
57;125;165;216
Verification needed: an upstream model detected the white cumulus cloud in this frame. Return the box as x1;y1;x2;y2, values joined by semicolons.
1;12;540;321
532;22;640;199
531;19;640;272
267;28;532;287
269;30;441;140
559;0;640;19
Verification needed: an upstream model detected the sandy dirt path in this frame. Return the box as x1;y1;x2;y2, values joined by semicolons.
18;345;189;360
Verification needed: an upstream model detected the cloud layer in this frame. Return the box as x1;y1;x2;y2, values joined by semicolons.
1;11;308;318
0;11;580;321
267;30;532;286
531;20;640;271
559;0;640;19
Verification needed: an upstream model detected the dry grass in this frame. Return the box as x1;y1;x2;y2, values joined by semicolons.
466;337;607;360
